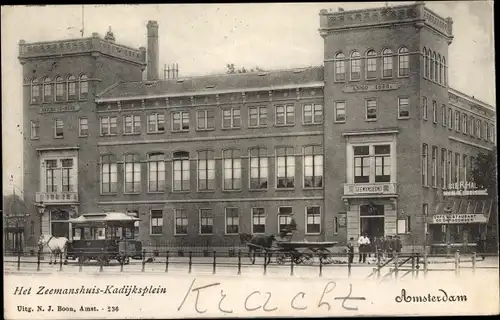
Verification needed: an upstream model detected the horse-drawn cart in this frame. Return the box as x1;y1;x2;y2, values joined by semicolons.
66;212;142;265
274;241;339;265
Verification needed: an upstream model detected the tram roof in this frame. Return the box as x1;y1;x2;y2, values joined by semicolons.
69;212;140;224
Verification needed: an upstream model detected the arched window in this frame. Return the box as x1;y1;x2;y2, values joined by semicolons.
366;50;377;79
442;57;447;86
382;48;393;77
334;52;346;81
430;52;435;81
350;51;361;80
435;53;440;83
55;76;64;102
438;54;443;85
124;154;141;193
31;78;40;104
79;74;88;100
249;147;268;190
398;47;410;76
426;50;431;79
101;154;117;194
148;152;165;192
173;151;190;191
423;48;428;78
67;75;76;100
43;77;52;103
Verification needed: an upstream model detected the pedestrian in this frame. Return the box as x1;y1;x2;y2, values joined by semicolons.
476;236;485;260
386;236;394;259
394;235;402;255
347;237;354;265
358;233;370;263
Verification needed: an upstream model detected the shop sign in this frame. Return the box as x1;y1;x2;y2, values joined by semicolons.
39;104;81;114
344;183;396;195
342;83;400;93
432;214;487;224
338;213;347;227
443;181;488;196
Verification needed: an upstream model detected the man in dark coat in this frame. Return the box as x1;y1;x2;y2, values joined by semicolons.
347;237;355;264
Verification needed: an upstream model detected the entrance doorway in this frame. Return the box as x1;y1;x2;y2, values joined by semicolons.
359;203;385;240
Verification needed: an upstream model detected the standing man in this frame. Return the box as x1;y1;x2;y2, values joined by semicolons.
358;233;370;263
347;237;355;265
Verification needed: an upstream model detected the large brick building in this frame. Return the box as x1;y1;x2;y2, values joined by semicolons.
19;2;496;251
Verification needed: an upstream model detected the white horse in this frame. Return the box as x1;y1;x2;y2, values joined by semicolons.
38;234;69;265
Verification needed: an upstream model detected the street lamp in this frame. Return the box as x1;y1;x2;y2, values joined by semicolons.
443;206;453;256
35;202;45;237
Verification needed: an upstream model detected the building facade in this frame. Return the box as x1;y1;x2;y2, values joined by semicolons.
19;2;496;251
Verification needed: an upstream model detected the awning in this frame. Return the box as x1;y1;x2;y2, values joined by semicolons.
431;198;494;224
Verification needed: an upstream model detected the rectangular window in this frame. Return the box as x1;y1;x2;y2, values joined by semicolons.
225;208;239;234
462;154;468;182
223;149;241;190
100;116;117;136
483;121;488;141
398;97;409;118
200;209;213;234
61;159;74;192
248;106;267;127
196;109;215;130
490;124;495;143
150;210;163;235
100;155;117;194
476;119;481;138
431;146;437;187
54;119;64;138
125;115;141;134
147;113;165;133
441;148;447;188
148;153;165;192
174;209;188;235
222;108;241;129
432;101;437;123
278;207;292;233
45;159;58;192
455;110;461;132
306;206;321;234
422;97;428;120
303;104;323;124
78;118;88;137
124;154;141;193
422;144;428;186
198;151;215;191
252;208;266;234
303;146;323;188
30;120;39;139
172;111;190;132
470;116;475;137
455;153;460;183
366;99;377;120
275;105;295;125
442;105;447;127
462;114;468;134
276;147;295;188
353;146;370;183
375;145;391;183
250;148;268;190
447;150;453;187
448;108;453;129
173;153;190;192
334;101;346;123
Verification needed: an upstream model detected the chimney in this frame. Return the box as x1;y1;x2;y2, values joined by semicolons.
147;20;159;80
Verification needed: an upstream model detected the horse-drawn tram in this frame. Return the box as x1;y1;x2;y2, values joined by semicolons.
66;212;143;265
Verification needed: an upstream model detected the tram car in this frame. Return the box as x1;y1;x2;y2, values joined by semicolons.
66;212;142;265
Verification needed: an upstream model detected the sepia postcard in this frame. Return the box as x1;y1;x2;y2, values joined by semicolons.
2;2;498;318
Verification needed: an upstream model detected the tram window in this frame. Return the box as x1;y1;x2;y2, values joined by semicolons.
83;227;92;240
97;228;106;240
73;228;81;240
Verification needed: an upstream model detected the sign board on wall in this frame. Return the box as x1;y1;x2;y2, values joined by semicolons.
338;213;347;227
39;104;81;114
342;83;400;93
432;214;487;224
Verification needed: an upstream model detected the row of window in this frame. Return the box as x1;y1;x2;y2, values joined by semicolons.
98;147;324;194
29;104;323;140
422;48;447;86
30;74;88;104
333;47;411;82
422;144;476;189
148;206;323;236
43;158;76;192
333;97;410;122
422;97;495;143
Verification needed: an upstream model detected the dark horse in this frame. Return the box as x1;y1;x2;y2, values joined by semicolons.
239;233;276;265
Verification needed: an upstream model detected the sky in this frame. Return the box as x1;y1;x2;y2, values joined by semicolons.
1;2;495;195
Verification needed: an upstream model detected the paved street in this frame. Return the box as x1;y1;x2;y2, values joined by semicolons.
4;255;498;281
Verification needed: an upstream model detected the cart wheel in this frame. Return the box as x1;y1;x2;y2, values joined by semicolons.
302;254;314;265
